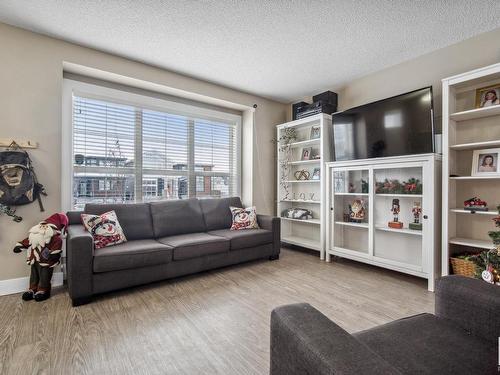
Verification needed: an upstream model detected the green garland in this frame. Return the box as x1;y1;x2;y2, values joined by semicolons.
375;178;422;195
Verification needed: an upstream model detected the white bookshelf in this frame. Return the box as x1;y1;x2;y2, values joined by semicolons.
276;113;332;259
442;62;500;276
326;154;441;291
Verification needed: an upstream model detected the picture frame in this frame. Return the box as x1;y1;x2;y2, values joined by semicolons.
311;167;320;180
475;84;500;108
301;147;312;160
309;126;321;140
471;148;500;176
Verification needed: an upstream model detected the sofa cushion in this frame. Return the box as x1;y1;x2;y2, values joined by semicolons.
199;197;243;231
353;313;497;375
93;239;173;273
150;199;206;238
84;203;154;241
208;228;272;250
158;232;230;261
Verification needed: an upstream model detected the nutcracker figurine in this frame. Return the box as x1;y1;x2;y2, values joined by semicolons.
388;199;403;229
409;201;422;231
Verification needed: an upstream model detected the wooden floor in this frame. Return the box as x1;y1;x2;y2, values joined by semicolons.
0;248;434;375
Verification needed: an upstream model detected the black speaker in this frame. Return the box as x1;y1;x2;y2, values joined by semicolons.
292;101;309;120
313;91;338;109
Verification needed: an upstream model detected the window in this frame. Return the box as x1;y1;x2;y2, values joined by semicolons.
67;81;241;210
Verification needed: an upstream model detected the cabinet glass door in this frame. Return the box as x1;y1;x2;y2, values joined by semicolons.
373;165;424;269
331;168;370;255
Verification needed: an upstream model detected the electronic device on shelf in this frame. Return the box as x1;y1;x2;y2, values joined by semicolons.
313;91;338;109
292;101;309;120
332;87;435;161
293;91;338;120
296;102;336;119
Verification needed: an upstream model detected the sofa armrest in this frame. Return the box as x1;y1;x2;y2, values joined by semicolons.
435;275;500;344
66;224;94;304
257;214;280;255
270;303;401;375
66;210;83;225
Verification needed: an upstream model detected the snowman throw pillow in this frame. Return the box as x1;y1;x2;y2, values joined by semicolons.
81;210;127;249
229;206;259;230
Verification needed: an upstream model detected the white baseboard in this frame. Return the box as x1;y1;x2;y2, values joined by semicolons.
0;272;64;296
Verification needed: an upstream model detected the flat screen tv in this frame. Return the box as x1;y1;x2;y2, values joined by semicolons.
332;87;434;161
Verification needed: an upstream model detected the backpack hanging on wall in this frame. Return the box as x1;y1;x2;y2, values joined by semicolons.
0;144;46;211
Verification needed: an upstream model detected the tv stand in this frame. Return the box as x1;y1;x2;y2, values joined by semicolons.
325;154;441;291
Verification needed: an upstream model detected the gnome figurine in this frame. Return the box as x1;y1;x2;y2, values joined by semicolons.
13;213;68;302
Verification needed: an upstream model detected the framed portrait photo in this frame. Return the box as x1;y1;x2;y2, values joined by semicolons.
301;147;312;160
475;85;500;108
312;167;321;180
471;148;500;176
309;126;321;140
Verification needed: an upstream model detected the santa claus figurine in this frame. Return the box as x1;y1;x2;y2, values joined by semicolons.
13;213;68;302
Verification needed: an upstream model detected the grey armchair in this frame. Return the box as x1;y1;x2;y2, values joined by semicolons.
270;275;499;375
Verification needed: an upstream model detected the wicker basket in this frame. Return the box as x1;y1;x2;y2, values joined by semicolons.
450;256;477;278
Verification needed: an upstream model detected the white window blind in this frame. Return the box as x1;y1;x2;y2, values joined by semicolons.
72;93;240;210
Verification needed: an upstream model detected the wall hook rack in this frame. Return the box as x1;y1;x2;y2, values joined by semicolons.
0;138;38;149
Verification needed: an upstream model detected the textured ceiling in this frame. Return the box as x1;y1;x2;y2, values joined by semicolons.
1;1;499;103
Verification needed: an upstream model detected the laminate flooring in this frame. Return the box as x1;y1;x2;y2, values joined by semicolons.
0;248;434;375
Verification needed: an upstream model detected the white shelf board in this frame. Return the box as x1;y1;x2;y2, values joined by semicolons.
276;113;329;130
449;105;500;122
280;199;320;204
375;193;423;198
281;235;321;251
288;159;321;165
281;217;321;225
450;208;498;216
333;192;369;196
284;180;320;183
334;221;369;229
449;175;500;180
289;139;320;148
449;237;493;249
375;226;422;236
449;139;500;150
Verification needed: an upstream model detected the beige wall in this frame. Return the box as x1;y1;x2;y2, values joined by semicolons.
288;27;500;124
0;22;286;281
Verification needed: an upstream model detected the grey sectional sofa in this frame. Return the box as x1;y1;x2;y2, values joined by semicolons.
270;275;499;375
66;197;280;306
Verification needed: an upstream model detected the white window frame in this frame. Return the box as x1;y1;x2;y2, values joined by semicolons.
62;79;242;212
